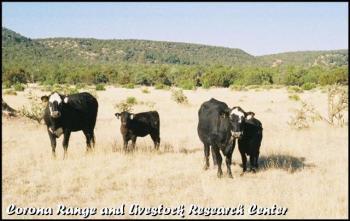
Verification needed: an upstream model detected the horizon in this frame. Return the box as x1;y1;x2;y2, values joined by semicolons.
2;2;348;56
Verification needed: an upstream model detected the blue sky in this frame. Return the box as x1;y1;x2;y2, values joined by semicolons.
2;2;348;56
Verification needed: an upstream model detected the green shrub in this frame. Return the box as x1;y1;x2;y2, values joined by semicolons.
154;83;169;90
288;94;300;101
201;81;211;89
96;84;106;91
3;89;17;95
123;83;135;89
13;83;25;91
178;79;196;90
94;72;109;84
301;82;317;90
2;81;12;89
141;87;150;93
287;86;303;93
4;69;29;84
126;96;137;105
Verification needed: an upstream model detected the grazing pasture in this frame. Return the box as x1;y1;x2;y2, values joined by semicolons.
2;85;348;218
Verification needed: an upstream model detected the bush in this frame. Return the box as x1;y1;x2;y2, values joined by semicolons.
287;86;303;93
126;96;137;105
115;101;134;112
141;87;150;93
123;83;135;89
171;89;188;104
96;84;106;91
178;79;196;90
19;96;46;123
288;94;300;101
288;101;323;129
301;82;316;90
94;72;109;84
13;83;25;91
3;81;12;89
154;83;169;90
3;89;17;95
3;69;29;84
327;84;348;126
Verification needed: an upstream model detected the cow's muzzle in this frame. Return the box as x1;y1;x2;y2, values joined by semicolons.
50;111;61;118
232;132;243;139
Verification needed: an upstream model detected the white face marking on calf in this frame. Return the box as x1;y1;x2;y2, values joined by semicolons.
231;108;245;122
64;97;69;103
247;115;253;120
49;92;62;104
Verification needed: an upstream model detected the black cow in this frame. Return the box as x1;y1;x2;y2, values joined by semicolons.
114;111;160;151
41;92;98;159
197;98;235;178
229;106;263;174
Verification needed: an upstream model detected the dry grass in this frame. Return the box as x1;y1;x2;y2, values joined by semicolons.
2;85;348;219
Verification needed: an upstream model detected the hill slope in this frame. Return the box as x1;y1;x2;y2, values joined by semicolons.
2;27;348;67
258;50;348;67
2;27;258;66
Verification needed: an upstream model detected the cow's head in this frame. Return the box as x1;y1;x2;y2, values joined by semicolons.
41;92;68;118
228;106;255;139
114;111;134;126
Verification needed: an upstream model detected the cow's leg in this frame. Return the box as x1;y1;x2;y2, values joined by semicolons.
203;143;210;170
240;153;247;175
225;146;234;178
83;130;93;153
131;136;137;151
213;147;223;178
254;152;260;171
238;142;247;175
62;130;71;160
123;136;129;152
48;129;57;159
249;155;256;173
225;153;233;178
211;146;217;166
150;133;160;150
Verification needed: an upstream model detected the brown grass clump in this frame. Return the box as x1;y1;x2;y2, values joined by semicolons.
171;88;188;104
327;84;348;126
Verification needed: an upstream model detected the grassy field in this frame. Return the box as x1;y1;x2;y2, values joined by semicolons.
2;85;348;219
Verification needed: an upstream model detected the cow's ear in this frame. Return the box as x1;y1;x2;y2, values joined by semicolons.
130;113;134;120
222;108;231;118
115;113;120;119
246;111;255;120
41;95;49;103
63;96;69;104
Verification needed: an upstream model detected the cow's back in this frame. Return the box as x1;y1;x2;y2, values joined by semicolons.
61;92;98;131
130;111;160;136
197;98;229;145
